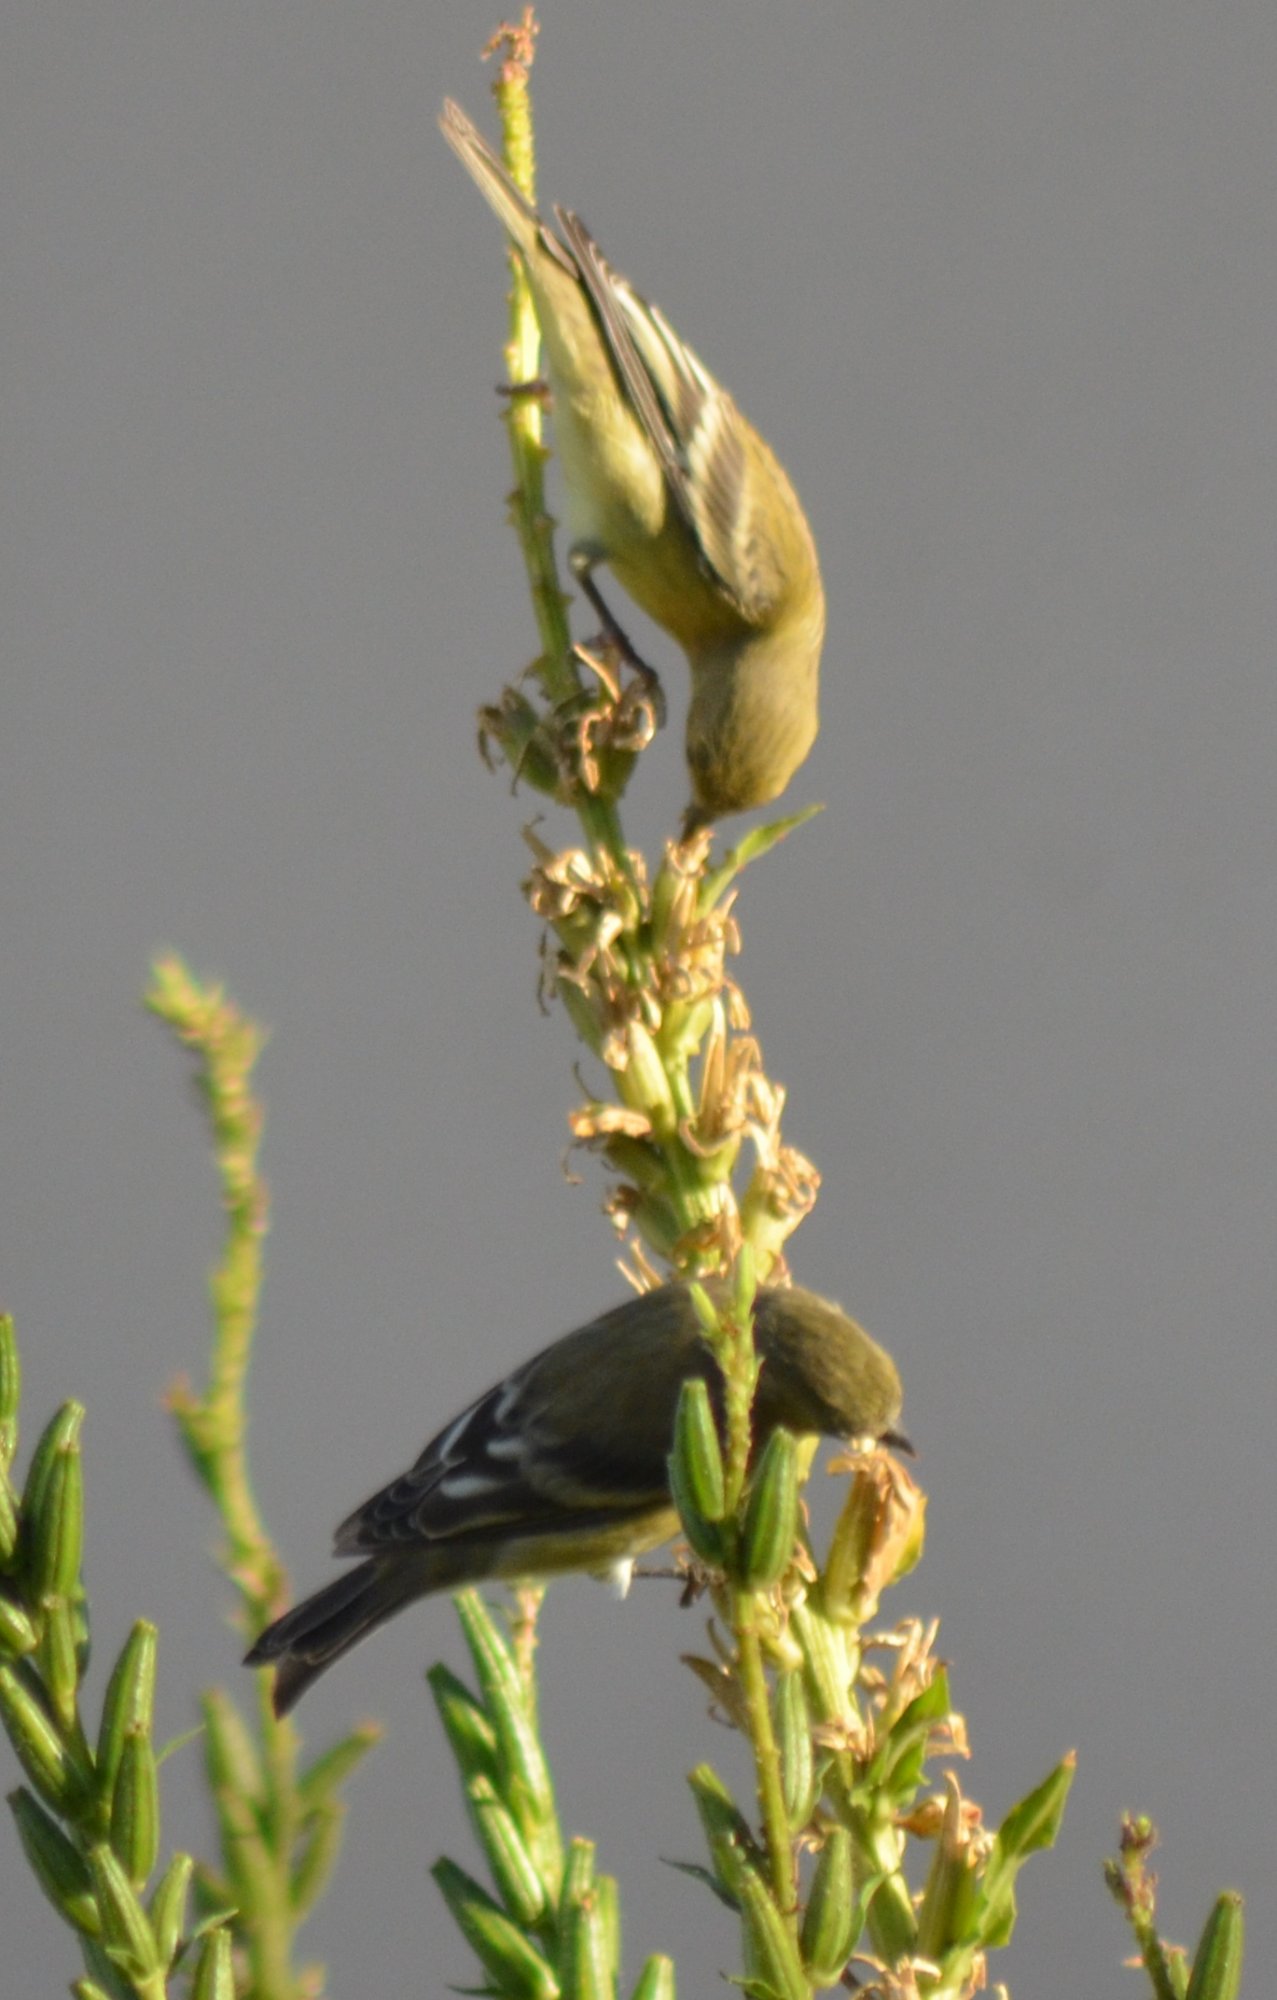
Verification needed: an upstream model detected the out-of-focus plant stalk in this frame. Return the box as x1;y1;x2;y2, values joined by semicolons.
145;957;282;1627
146;957;380;2000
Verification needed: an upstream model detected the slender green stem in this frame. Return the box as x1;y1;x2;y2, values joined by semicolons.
491;67;628;872
732;1590;796;1925
145;956;287;1630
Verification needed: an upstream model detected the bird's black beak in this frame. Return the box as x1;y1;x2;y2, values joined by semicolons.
879;1427;915;1457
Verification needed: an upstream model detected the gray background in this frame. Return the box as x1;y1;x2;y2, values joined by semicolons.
4;3;1274;1993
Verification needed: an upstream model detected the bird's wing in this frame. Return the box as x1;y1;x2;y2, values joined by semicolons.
332;1346;677;1557
555;208;782;620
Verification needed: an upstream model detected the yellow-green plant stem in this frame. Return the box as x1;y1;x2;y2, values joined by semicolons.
146;956;310;2000
490;61;627;871
145;956;286;1627
480;36;813;1903
733;1590;797;1925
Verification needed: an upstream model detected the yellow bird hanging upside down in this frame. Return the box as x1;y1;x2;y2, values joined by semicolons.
440;99;827;837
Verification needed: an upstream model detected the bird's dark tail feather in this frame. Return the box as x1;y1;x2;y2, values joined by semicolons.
245;1555;441;1716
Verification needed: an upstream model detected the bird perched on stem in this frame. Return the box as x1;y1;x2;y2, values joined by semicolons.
246;1281;905;1714
440;98;827;837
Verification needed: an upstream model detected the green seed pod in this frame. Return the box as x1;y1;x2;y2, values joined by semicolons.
0;1588;38;1657
468;1773;548;1929
800;1827;856;1984
594;1874;621;1993
454;1592;560;1880
0;1663;87;1813
20;1404;70;1523
735;1861;809;2000
916;1781;968;1961
148;1850;193;1968
671;1379;727;1523
616;1020;678;1141
9;1784;99;1934
560;1896;614;2000
773;1672;814;1831
96;1622;156;1809
190;1925;235;2000
559;1833;595;1910
23;1404;84;1603
668;1379;728;1566
687;1761;756;1899
1185;1891;1245;2000
37;1597;81;1732
627;1954;676;2000
80;1936;135;1997
739;1428;800;1590
558;1842;618;2000
431;1856;560;2000
0;1315;19;1468
111;1727;159;1887
88;1840;162;1982
426;1663;500;1789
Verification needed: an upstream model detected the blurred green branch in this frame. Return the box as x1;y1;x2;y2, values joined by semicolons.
145;957;380;2000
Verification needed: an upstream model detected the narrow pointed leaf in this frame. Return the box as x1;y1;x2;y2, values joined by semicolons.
699;805;823;912
200;1686;263;1807
966;1753;1075;1949
296;1720;382;1810
291;1799;345;1919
